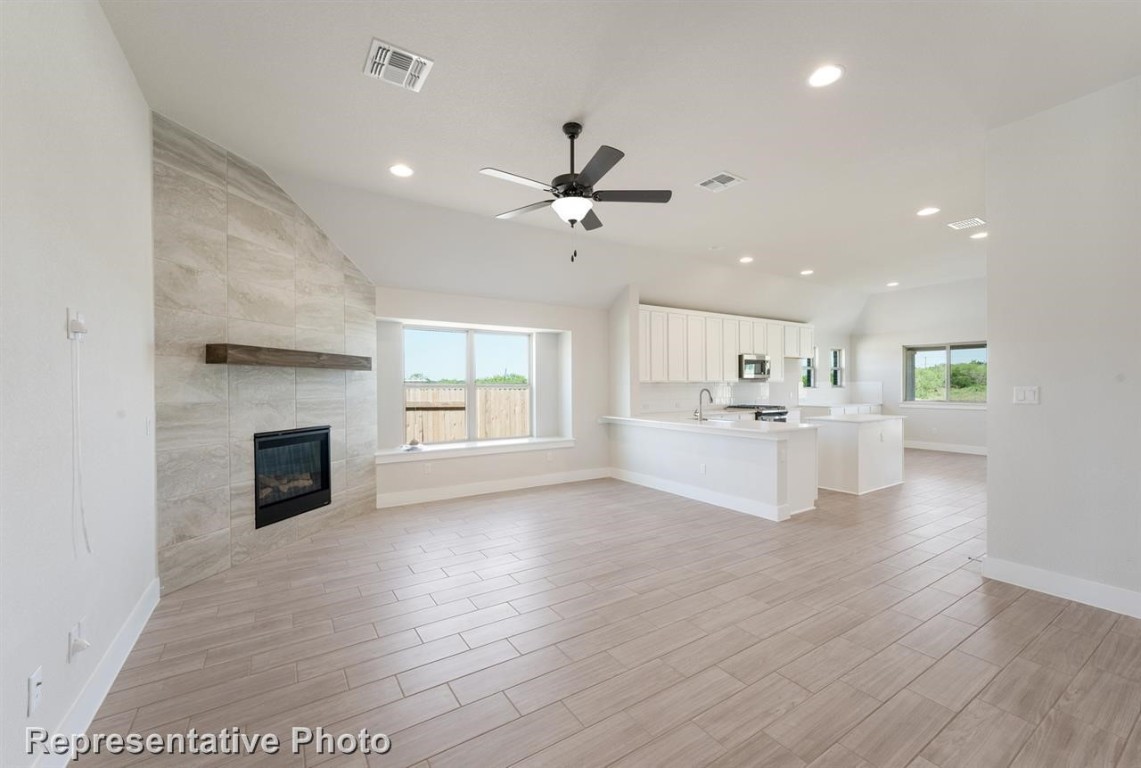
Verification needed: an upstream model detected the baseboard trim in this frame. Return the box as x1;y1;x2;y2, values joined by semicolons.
610;469;808;521
904;440;987;456
37;578;160;768
376;468;612;508
983;557;1141;620
818;480;904;496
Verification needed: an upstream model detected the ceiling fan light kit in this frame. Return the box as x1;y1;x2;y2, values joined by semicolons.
481;121;672;231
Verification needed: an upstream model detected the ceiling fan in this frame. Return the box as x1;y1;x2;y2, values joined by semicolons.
480;122;672;231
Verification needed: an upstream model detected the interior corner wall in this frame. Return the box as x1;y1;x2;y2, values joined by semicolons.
850;279;988;452
150;116;378;595
608;285;639;417
1;3;156;765
374;286;610;504
984;76;1141;616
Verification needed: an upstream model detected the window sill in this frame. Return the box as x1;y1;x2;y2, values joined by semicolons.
898;402;987;411
375;437;575;464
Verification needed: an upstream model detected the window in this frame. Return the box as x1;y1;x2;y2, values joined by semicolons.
403;328;532;444
829;348;844;387
800;351;816;388
904;343;987;403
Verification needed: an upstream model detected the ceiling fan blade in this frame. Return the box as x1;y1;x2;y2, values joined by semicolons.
580;209;603;230
495;200;553;219
593;190;672;203
480;168;553;193
576;146;624;188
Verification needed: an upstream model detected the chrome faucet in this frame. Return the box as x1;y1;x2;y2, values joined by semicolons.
696;388;714;421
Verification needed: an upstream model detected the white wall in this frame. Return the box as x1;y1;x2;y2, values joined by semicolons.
1;3;156;765
851;279;988;453
798;329;854;406
985;76;1141;615
374;286;611;504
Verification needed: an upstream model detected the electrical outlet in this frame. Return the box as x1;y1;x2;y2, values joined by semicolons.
1013;386;1040;405
28;667;43;716
422;462;432;475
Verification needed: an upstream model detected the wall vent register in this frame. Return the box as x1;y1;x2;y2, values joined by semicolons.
254;426;331;528
363;38;434;92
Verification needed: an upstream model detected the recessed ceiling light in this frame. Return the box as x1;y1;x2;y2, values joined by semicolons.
389;163;414;177
970;231;988;239
886;281;900;287
800;269;814;276
808;64;844;88
916;207;940;216
739;256;755;264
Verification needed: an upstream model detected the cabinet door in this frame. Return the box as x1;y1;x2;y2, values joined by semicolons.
784;325;800;357
638;310;651;383
738;320;753;356
870;405;882;414
649;311;667;382
667;313;687;382
800;326;815;359
705;318;722;382
686;315;706;382
753;321;768;354
767;322;785;382
722;319;739;381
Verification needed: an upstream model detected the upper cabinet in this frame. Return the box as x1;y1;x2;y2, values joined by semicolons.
666;312;687;382
704;317;723;383
767;322;785;382
638;304;814;384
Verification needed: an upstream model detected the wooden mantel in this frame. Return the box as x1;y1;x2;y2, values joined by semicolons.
205;344;372;371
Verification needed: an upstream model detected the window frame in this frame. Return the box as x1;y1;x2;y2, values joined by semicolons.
402;326;535;445
829;348;845;388
903;341;988;404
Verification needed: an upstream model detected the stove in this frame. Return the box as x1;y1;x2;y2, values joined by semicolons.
725;404;789;422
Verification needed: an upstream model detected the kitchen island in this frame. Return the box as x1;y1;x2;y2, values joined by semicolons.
601;413;818;521
803;414;905;495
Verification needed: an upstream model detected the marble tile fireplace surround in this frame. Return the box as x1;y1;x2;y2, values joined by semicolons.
153;114;378;593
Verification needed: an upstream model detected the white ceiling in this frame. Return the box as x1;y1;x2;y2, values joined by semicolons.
101;1;1141;294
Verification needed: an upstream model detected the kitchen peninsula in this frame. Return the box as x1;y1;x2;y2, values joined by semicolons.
602;413;818;521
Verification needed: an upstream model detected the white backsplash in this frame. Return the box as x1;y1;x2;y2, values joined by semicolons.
640;380;779;413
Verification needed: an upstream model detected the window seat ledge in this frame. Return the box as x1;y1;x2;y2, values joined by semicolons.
375;437;575;464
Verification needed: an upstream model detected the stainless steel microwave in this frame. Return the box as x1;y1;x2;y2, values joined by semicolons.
738;354;771;380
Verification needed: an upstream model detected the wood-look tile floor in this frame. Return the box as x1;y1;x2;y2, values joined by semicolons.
84;451;1141;768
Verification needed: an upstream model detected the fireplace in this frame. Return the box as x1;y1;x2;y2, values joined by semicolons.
254;426;331;528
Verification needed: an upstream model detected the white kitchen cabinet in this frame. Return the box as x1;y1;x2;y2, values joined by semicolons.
704;317;723;382
738;321;753;356
767;323;785;382
667;313;687;382
784;325;800;357
753;321;768;354
722;319;739;381
800;326;816;359
638;310;651;383
649;311;667;382
686;315;706;382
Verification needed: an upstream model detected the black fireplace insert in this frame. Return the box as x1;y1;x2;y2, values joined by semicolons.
254;425;331;528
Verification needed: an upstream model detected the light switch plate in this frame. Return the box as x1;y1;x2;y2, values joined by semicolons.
1013;386;1040;405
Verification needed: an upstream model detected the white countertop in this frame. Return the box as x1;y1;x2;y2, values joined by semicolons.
602;413;817;441
803;414;905;424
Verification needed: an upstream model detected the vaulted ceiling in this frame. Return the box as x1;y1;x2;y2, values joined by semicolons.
102;1;1141;295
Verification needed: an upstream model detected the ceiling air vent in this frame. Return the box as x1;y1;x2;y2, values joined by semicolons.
363;39;433;92
947;217;986;230
697;171;746;192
